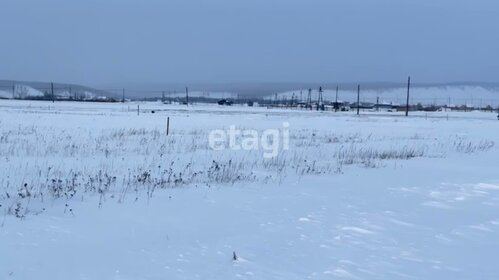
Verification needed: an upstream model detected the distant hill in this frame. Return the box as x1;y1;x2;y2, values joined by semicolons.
100;82;499;99
1;80;498;105
272;84;499;107
0;80;116;100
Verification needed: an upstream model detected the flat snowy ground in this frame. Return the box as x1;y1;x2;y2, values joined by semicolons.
0;100;498;280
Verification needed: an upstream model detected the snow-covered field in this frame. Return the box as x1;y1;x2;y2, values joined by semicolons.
1;100;498;280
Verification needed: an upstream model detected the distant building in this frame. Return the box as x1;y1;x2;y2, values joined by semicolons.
218;99;233;106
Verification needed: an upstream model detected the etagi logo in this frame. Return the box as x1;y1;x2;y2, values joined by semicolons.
208;122;290;158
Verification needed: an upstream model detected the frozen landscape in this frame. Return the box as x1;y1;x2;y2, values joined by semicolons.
2;0;499;278
1;100;498;280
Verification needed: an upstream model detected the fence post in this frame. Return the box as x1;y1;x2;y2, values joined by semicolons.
167;117;170;135
137;105;139;116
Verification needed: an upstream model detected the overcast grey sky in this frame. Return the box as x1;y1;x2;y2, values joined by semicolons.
1;0;498;87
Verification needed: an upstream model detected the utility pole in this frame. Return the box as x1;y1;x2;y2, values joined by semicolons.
162;91;165;103
122;88;125;103
376;96;380;112
405;76;411;117
316;88;320;110
317;86;324;111
185;87;189;106
335;85;339;112
51;82;55;103
12;83;15;99
307;88;312;110
357;84;360;115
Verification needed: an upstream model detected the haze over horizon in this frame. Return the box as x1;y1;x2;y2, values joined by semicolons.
1;0;498;87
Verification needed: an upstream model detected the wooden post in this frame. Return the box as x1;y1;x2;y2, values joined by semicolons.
51;82;55;103
185;87;189;106
376;96;379;112
122;88;125;103
405;76;411;116
356;84;360;115
166;117;170;135
137;105;140;116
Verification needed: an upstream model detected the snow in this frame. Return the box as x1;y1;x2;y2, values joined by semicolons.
13;85;44;98
0;100;498;280
0;90;11;99
24;86;44;97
